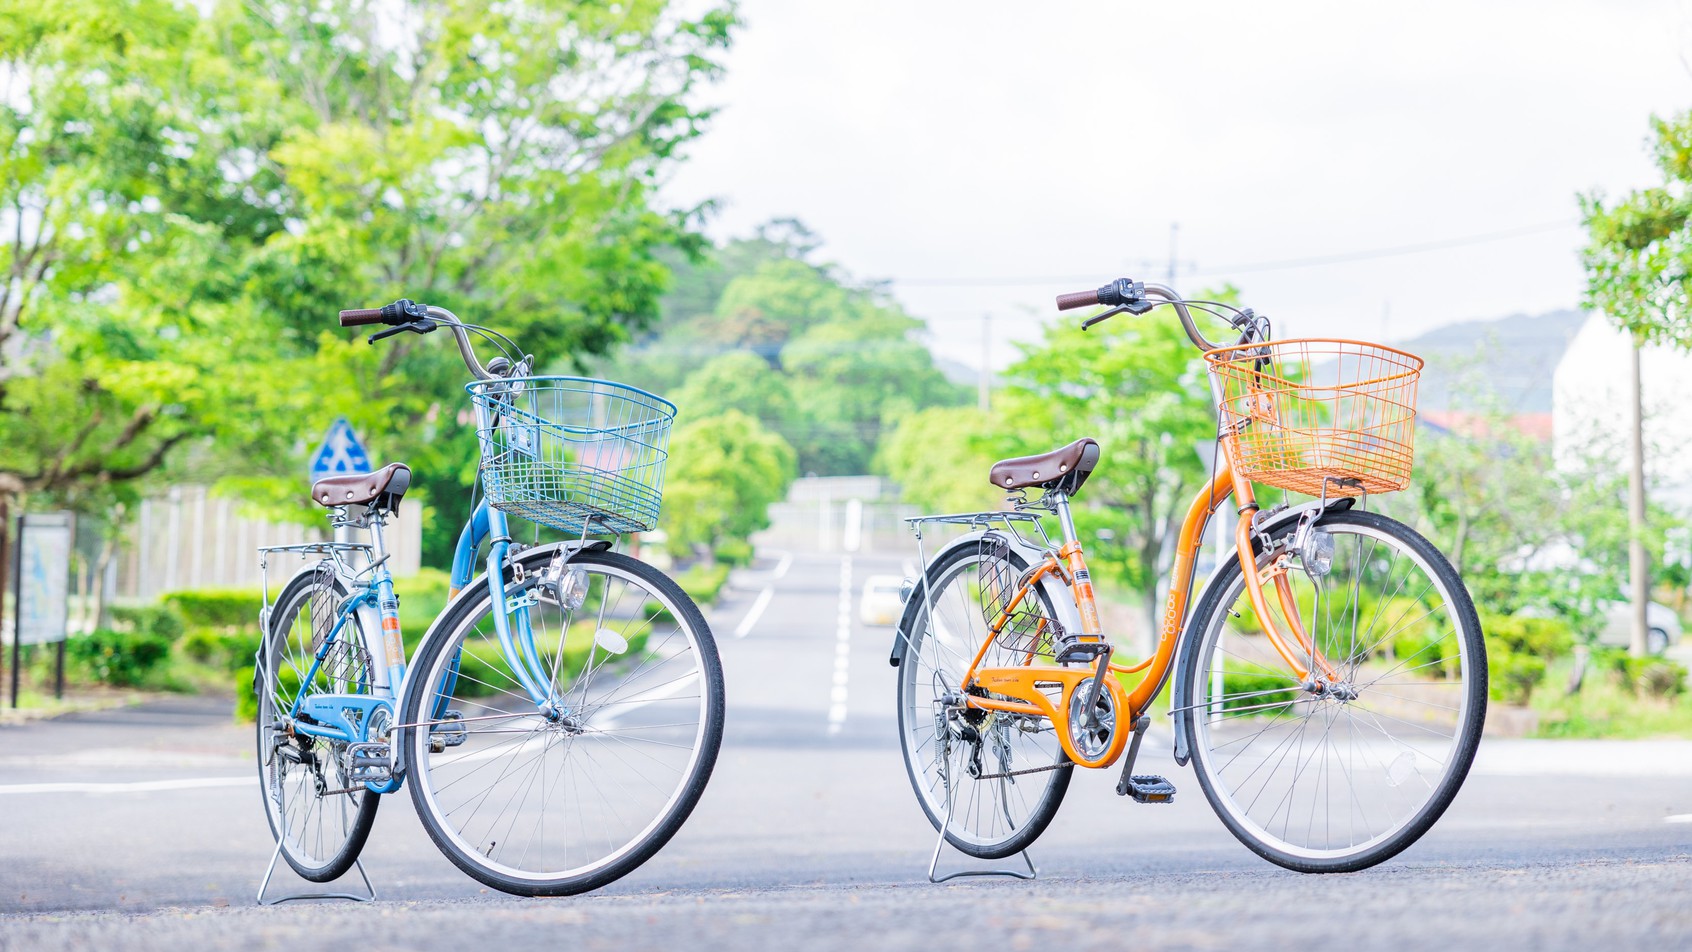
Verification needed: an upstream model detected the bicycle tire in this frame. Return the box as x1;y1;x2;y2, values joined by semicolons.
1178;508;1486;872
400;547;724;896
254;566;382;882
895;541;1073;859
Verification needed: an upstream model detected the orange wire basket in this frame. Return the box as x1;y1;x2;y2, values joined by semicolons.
1205;339;1423;497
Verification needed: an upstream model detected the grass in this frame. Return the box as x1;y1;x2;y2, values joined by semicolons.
1530;656;1692;739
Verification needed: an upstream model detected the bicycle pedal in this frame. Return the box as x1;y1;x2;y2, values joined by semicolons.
1120;774;1176;804
429;711;468;752
346;742;392;784
1054;640;1108;664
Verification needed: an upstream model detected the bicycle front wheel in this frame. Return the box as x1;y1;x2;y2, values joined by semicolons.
895;540;1073;859
1180;508;1486;872
400;547;724;896
255;564;381;882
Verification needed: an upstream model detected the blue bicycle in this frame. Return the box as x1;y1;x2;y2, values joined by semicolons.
254;300;724;897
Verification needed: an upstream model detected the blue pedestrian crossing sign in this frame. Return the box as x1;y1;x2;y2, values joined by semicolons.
309;418;373;482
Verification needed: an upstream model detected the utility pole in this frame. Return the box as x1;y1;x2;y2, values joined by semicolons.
979;313;991;413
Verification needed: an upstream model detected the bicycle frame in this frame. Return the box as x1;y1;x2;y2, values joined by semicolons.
952;450;1340;769
269;395;575;791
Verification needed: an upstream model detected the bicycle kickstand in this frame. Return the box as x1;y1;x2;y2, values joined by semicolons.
926;765;1037;884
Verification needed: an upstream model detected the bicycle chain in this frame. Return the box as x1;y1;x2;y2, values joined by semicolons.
973;761;1065;781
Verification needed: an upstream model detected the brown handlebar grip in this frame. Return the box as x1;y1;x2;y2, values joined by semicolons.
1055;289;1100;311
339;308;385;327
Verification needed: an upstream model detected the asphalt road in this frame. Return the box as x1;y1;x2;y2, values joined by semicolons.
3;543;1691;950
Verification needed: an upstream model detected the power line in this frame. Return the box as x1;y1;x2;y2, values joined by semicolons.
887;219;1580;288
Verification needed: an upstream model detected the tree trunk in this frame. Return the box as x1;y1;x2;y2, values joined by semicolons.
1628;335;1650;658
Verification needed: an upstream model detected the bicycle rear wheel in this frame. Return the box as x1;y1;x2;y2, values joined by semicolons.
895;540;1072;859
254;564;381;882
400;547;724;896
1179;508;1486;872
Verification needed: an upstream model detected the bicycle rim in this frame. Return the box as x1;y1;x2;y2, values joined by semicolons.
1185;510;1485;871
255;568;380;881
404;549;724;894
896;545;1072;859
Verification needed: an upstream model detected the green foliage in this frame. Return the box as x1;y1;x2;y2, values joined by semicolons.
1219;670;1299;714
66;629;173;687
394;570;452;639
875;406;1007;514
606;227;968;478
162;589;260;629
713;539;755;568
181;627;260;673
1592;647;1688;699
108;604;186;643
1580;110;1692;347
675;562;731;605
663;410;796;558
1484;613;1574;705
0;0;740;571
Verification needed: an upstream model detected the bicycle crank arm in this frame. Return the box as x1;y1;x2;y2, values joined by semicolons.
1079;645;1113;730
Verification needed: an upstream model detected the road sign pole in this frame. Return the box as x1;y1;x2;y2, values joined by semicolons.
10;518;21;709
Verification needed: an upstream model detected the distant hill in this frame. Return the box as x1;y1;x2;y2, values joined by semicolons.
1395;309;1587;414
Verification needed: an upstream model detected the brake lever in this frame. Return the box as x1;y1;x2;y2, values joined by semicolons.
367;319;438;344
1081;305;1129;330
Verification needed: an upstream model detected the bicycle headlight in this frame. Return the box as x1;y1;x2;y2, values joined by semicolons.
1299;529;1335;578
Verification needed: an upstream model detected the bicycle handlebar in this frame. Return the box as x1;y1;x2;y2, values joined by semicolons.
1054;279;1231;352
337;299;496;380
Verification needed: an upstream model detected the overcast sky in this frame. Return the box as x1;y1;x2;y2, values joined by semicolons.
662;0;1692;370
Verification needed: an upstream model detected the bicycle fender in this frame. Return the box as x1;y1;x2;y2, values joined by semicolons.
888;529;1081;667
1170;498;1353;766
390;539;611;778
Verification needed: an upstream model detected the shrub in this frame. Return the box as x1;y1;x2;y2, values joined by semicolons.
108;604;185;642
675;562;731;606
182;626;261;672
162;588;261;629
713;539;754;568
1483;613;1573;706
67;629;173;687
1594;648;1689;699
1489;650;1547;706
1219;670;1299;714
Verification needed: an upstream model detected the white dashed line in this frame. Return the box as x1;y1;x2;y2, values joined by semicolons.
828;556;853;735
734;586;775;639
1666;814;1692;824
772;551;793;580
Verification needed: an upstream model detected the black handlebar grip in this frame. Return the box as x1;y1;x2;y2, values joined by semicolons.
1055;289;1101;311
339;308;385;327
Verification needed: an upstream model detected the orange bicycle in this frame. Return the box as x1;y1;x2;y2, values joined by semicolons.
891;279;1485;875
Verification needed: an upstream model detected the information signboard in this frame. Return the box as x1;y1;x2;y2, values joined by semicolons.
17;512;73;646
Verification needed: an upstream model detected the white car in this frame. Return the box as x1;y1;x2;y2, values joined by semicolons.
1598;600;1683;655
859;575;907;627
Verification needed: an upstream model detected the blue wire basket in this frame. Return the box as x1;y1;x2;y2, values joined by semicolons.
468;376;676;535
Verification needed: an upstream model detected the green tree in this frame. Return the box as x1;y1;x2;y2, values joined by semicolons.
999;305;1218;654
1581;110;1692;656
662;410;796;560
875;406;1005;514
672;351;796;433
213;0;738;559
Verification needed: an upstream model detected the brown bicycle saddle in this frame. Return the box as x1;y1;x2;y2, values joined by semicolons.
310;462;412;510
988;438;1101;495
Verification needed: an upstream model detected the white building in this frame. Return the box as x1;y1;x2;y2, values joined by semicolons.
1551;312;1692;511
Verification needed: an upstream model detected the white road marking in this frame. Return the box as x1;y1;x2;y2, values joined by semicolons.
842;498;863;553
734;586;775;639
828;556;853;735
1666;814;1692;824
772;551;793;580
0;776;254;796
